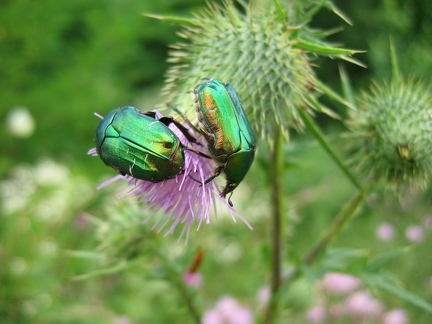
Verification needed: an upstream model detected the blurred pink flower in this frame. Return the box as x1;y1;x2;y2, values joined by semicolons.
183;249;204;289
183;272;203;289
345;291;384;321
422;215;432;230
405;225;424;243
89;110;251;242
329;304;345;319
306;305;326;323
203;296;253;324
382;309;407;324
113;316;130;324
256;286;271;308
376;222;396;242
74;214;89;231
320;272;363;295
425;276;432;294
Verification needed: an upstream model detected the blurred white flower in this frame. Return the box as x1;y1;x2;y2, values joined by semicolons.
21;300;37;316
213;240;243;264
9;257;28;277
34;159;69;186
6;106;35;138
1;166;36;214
36;293;53;310
38;239;58;258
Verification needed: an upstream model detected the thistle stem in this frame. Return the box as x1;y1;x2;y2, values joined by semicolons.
173;276;201;324
298;107;364;193
159;254;201;324
282;191;364;285
264;129;284;323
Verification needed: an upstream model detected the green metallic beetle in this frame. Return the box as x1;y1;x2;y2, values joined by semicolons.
193;79;256;206
95;106;199;182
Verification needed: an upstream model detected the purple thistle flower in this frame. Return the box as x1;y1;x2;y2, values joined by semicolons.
88;110;251;242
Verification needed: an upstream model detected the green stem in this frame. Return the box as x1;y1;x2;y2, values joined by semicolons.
159;254;201;324
264;129;284;323
298;107;364;193
173;276;201;324
282;191;364;285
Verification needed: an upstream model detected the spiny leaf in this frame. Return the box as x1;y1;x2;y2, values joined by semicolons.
294;40;363;56
143;13;197;26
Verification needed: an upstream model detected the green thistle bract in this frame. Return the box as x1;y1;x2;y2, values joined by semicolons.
160;0;351;139
348;77;432;188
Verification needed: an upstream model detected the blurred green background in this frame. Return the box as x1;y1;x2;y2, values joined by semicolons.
1;0;431;323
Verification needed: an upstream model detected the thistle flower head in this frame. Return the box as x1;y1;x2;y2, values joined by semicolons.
347;75;432;188
158;0;356;140
89;110;251;242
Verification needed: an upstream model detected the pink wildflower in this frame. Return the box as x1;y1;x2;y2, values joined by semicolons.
320;272;363;295
183;250;204;289
345;291;384;321
256;286;271;308
423;215;432;230
405;225;424;243
203;296;253;324
329;304;345;319
425;276;432;294
89;109;251;242
306;305;326;323
183;272;203;289
382;309;407;324
376;222;396;242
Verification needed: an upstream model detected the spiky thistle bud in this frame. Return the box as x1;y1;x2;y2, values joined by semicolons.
152;0;357;140
94;201;157;264
347;75;432;188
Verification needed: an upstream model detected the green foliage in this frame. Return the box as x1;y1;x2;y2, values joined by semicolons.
0;0;204;175
1;0;432;323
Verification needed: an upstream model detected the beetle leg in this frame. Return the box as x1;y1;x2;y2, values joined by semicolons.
188;172;204;185
142;110;201;146
203;165;224;185
187;164;223;186
184;146;212;159
141;111;157;119
159;116;202;145
111;165;126;177
168;104;204;137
